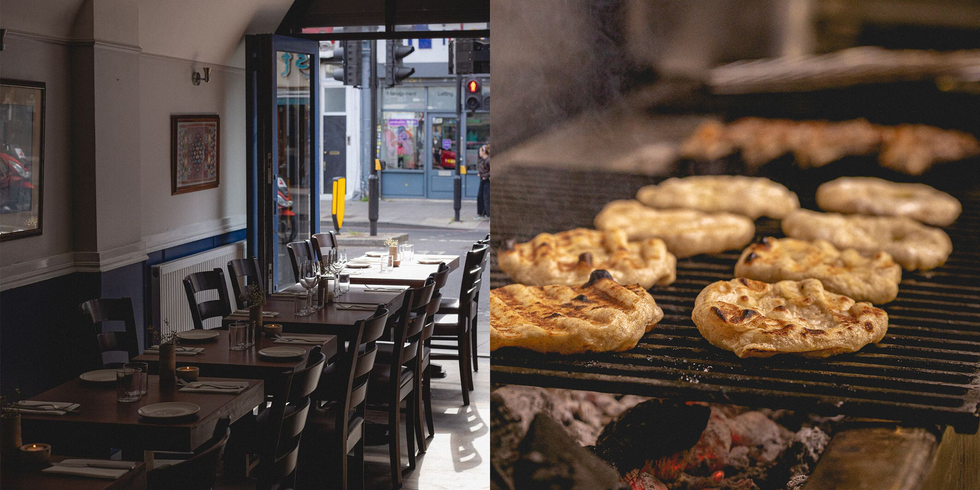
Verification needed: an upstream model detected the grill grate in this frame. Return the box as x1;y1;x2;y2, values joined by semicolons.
491;164;980;434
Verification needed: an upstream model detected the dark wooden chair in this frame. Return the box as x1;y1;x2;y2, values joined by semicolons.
312;232;338;262
286;240;315;284
367;279;435;489
79;297;140;368
255;346;326;490
228;257;265;310
414;263;451;451
147;418;231;490
302;306;390;490
183;268;232;330
431;275;480;406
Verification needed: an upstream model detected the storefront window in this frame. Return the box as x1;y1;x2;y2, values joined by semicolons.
465;113;490;168
382;112;424;169
426;86;456;111
430;116;459;170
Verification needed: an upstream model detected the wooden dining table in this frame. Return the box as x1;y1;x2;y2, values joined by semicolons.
1;456;146;490
134;331;337;381
345;254;460;288
19;375;263;459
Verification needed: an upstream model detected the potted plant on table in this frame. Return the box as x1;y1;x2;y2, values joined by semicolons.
243;284;267;335
386;237;401;267
149;321;177;390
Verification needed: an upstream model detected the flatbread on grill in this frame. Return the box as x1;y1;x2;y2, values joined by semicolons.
815;177;962;227
594;200;755;258
735;237;902;304
636;175;800;219
497;228;677;288
782;209;952;271
693;278;888;359
490;270;664;354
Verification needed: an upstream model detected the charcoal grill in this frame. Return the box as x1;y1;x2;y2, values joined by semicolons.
491;163;980;434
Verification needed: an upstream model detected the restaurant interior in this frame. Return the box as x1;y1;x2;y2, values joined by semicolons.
0;0;490;489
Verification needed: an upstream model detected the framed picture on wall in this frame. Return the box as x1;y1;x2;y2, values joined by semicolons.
171;114;220;195
0;79;45;242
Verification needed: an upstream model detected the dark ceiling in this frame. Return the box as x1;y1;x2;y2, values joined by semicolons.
278;0;489;33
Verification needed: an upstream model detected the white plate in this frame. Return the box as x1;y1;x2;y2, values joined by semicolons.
365;251;385;257
346;262;370;269
79;369;118;383
176;330;220;342
138;402;201;419
258;346;306;360
418;259;445;265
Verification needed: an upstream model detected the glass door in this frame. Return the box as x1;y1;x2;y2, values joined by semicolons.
246;35;320;291
425;113;459;200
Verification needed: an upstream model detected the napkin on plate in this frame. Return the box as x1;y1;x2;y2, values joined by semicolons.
56;459;137;469
11;401;80;415
274;335;330;346
43;464;130;480
144;346;204;356
335;304;377;311
178;381;248;394
362;287;405;293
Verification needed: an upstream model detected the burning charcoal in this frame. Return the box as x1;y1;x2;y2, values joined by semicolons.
622;468;668;490
767;427;831;489
683;407;733;474
594;400;711;474
513;413;629;490
492;392;530;490
726;411;795;464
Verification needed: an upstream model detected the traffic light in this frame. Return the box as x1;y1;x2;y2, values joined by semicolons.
329;40;362;87
451;39;489;75
465;79;483;111
385;40;415;87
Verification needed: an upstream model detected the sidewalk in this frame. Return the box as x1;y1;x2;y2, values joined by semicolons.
323;196;490;230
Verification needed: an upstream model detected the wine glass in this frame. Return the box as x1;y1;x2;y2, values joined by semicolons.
297;261;318;316
332;249;347;275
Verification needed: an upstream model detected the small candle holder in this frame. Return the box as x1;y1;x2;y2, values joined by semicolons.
263;324;283;338
19;443;50;467
175;366;199;383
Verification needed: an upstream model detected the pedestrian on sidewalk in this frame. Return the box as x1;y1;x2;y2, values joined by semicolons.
477;140;490;219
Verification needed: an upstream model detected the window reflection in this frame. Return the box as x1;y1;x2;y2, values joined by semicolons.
382;112;424;169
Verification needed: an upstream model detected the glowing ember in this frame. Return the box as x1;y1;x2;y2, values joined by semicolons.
713;470;725;482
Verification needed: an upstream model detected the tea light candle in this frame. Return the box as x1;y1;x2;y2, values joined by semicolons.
175;366;199;382
19;443;50;465
263;323;283;338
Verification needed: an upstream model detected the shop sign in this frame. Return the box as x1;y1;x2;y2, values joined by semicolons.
387;119;418;127
442;139;452;150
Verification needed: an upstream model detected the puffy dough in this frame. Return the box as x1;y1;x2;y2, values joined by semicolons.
693;278;888;359
497;228;676;289
491;270;664;354
815;177;961;227
594;200;755;258
782;209;952;271
637;175;800;219
735;237;902;304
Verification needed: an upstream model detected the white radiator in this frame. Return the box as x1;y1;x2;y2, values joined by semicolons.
150;242;244;337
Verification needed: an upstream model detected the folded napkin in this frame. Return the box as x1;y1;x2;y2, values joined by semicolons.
57;459;137;470
233;310;280;317
274;335;331;346
362;287;405;293
145;345;204;356
178;381;248;394
12;401;80;415
43;464;129;480
336;304;376;311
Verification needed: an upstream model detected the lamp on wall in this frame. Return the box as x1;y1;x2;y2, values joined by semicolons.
192;67;211;86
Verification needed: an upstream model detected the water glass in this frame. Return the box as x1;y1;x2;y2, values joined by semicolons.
336;272;351;295
116;368;141;403
379;253;392;273
228;321;248;351
123;362;148;395
400;243;414;262
294;294;307;316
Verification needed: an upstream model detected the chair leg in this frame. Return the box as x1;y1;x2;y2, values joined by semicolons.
424;367;435;437
406;394;417;471
352;440;364;490
415;370;427;453
471;319;479;372
458;334;470;406
390;401;403;489
463;329;475;392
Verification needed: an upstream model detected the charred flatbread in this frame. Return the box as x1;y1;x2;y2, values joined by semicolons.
735;237;902;304
491;270;664;354
692;278;888;359
594;200;755;258
782;210;952;271
815;177;961;227
636;176;800;219
497;228;676;288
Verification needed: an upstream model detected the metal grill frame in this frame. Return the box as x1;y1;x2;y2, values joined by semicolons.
491;164;980;434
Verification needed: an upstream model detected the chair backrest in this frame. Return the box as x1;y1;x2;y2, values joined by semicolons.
430;262;451;295
420;291;443;345
228;258;265;310
286;240;315;284
260;346;326;490
390;279;435;377
311;232;338;262
148;418;231;490
183;269;232;330
334;306;389;455
79;297;140;368
477;233;490;246
459;245;488;296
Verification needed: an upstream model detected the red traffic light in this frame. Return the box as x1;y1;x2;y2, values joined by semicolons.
466;79;481;94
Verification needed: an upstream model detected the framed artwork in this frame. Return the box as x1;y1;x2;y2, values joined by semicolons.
171;114;220;195
0;79;45;242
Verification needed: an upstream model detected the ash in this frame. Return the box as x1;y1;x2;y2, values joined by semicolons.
492;385;835;490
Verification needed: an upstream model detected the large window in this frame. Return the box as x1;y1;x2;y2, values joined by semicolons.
465;113;490;168
382;112;424;169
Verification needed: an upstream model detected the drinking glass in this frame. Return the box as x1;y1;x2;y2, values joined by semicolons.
332;250;347;275
379;253;392;273
116;368;141;403
337;272;351;295
298;261;318;315
123;362;148;395
228;321;248;350
400;243;414;263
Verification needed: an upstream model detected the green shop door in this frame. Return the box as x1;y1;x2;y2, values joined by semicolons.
425;114;459;200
